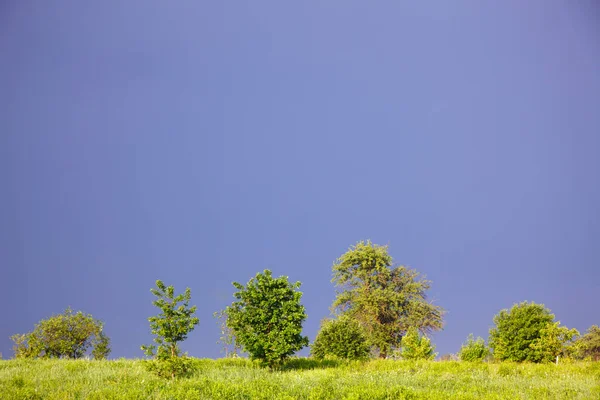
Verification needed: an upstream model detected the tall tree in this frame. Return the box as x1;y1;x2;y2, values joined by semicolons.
331;240;444;358
224;269;309;368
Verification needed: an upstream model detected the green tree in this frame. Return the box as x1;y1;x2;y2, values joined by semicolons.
224;269;309;368
401;327;436;360
331;240;444;358
141;280;199;378
458;334;490;362
311;317;370;361
529;322;579;363
573;325;600;361
11;308;110;359
489;301;573;363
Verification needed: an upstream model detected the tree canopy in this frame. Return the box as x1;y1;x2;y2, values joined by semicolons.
331;240;444;358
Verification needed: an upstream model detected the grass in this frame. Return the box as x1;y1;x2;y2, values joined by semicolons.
0;358;599;399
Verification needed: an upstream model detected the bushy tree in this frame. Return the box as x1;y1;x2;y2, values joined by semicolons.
225;269;309;368
489;301;576;363
572;325;600;361
331;241;444;358
529;321;579;363
401;327;436;360
11;308;110;359
141;280;199;378
458;334;489;362
311;317;370;360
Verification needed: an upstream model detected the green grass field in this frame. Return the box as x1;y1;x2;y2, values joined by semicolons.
1;358;598;399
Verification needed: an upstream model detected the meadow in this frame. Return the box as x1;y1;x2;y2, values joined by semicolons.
1;358;598;400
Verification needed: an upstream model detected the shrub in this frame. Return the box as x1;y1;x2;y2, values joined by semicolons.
11;308;110;359
458;334;489;362
401;327;436;360
489;301;576;363
311;317;370;360
529;322;579;363
224;269;309;368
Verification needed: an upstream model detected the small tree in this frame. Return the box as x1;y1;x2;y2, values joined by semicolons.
401;327;436;360
224;269;309;368
458;334;489;362
529;322;579;363
141;280;199;378
573;325;600;361
11;308;110;359
213;309;240;358
311;317;370;361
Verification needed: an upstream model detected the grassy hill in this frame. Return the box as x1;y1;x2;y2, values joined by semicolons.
1;358;598;399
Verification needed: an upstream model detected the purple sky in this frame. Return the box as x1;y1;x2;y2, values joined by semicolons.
1;1;599;359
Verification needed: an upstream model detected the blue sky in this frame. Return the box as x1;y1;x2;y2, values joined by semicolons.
1;1;599;359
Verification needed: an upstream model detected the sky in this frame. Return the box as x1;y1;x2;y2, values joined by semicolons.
1;1;599;360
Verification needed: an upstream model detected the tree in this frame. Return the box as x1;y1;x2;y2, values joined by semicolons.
401;327;436;360
458;334;489;362
92;331;111;360
11;308;110;359
311;317;370;361
213;309;240;358
224;269;309;368
331;240;444;358
141;280;199;378
573;325;600;361
529;322;579;363
488;301;574;363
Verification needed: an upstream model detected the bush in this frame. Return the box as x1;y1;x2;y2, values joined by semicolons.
458;334;489;362
489;301;576;363
401;327;436;360
311;317;370;360
11;308;110;359
143;355;195;379
224;269;309;368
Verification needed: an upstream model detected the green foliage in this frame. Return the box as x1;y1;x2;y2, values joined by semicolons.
311;317;370;360
10;308;110;359
573;325;600;361
141;280;199;378
529;322;579;363
331;240;444;358
224;269;309;368
489;301;576;363
400;327;436;360
91;331;111;360
458;334;490;362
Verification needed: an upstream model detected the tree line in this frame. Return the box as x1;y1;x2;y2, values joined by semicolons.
9;240;600;377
